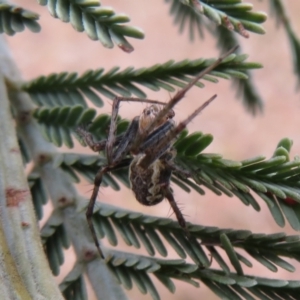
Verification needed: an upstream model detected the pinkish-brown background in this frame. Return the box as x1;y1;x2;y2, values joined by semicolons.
8;1;300;299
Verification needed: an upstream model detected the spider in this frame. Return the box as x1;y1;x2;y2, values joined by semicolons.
76;47;237;259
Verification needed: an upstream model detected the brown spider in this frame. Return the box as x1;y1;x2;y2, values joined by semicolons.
76;47;237;259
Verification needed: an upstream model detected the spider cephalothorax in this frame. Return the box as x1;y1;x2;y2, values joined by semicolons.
76;47;237;259
139;104;175;134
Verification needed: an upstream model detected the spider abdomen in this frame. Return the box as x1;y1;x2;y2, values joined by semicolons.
129;154;172;206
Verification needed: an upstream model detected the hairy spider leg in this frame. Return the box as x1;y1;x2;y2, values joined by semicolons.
139;94;217;169
164;183;208;268
76;126;124;152
106;44;234;159
132;45;238;151
111;116;140;162
164;188;189;236
166;161;192;178
139;119;175;153
86;159;131;258
86;117;142;257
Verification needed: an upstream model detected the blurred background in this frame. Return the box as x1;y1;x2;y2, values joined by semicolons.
7;1;300;299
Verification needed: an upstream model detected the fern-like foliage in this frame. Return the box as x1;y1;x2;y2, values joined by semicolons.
166;0;205;41
32;106;130;148
104;250;300;300
33;104;300;231
4;1;300;300
44;201;300;300
0;2;40;35
166;0;267;38
215;25;263;114
37;0;144;52
30;96;300;230
269;0;300;86
165;0;264;113
29;97;300;299
41;210;70;275
175;135;300;231
59;263;87;300
23;53;262;114
166;0;300;91
29;99;300;298
28;171;48;220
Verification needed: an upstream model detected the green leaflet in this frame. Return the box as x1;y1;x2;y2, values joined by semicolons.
220;233;244;275
38;0;143;52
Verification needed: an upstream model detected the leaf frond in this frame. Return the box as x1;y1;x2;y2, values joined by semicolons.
165;0;267;39
34;107;300;231
37;0;144;52
23;54;262;111
41;210;71;275
59;263;87;300
28;171;48;220
72;200;300;275
269;0;300;86
0;2;40;35
32;101;300;231
63;233;300;300
18;137;31;165
215;25;263;114
32;107;130;148
175;136;300;229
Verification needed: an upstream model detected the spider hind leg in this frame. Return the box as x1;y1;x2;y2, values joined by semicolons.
86;159;131;258
86;166;108;258
164;188;207;267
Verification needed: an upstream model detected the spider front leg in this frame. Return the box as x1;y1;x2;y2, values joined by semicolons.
86;165;109;259
84;109;142;258
76;125;124;152
86;159;131;258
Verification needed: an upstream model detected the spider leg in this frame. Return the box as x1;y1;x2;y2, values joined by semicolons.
164;188;207;267
86;159;130;258
164;188;189;236
111;96;168;106
139;94;216;169
86;166;108;258
111;116;140;163
132;46;238;150
139;120;175;153
167;162;192;178
76;126;125;152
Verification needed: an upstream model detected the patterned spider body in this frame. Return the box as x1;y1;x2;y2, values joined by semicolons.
129;104;176;206
130;151;174;206
77;95;215;259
